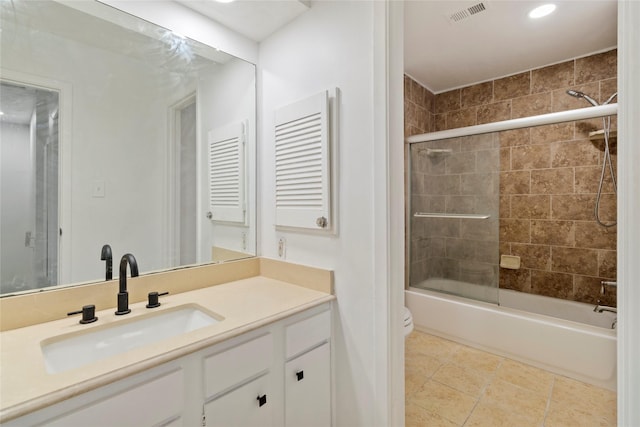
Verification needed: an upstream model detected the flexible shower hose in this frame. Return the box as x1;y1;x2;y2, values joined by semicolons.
595;115;617;227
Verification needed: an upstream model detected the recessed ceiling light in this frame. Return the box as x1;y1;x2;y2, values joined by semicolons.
214;0;235;3
529;4;556;19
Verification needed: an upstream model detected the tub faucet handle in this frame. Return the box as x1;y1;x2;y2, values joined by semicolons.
600;280;617;295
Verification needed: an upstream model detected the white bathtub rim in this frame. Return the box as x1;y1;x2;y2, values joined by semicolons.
413;278;617;330
408;287;616;339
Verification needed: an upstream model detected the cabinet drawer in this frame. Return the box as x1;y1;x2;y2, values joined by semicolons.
204;374;273;427
285;310;330;359
42;369;183;427
204;333;273;398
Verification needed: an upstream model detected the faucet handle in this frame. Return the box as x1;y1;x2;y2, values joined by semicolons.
600;280;617;295
146;291;169;308
68;305;98;324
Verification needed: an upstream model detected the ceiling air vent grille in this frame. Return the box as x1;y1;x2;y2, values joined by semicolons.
448;2;488;23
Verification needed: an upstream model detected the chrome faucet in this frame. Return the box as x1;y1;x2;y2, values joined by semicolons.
600;280;617;295
115;253;138;315
101;244;113;281
593;300;617;314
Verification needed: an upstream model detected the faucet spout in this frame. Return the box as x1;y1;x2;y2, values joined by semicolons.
119;253;139;293
115;253;139;315
101;244;113;281
593;300;617;314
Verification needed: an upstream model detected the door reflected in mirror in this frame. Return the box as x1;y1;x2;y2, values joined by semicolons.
0;0;256;296
1;82;60;292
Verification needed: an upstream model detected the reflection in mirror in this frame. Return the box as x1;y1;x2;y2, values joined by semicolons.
0;0;256;296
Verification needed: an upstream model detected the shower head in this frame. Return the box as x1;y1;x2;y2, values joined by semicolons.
566;89;599;107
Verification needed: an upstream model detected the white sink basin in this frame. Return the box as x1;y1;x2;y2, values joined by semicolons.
42;305;221;374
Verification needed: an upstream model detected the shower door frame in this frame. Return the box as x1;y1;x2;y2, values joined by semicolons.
406;104;618;144
405;103;619;299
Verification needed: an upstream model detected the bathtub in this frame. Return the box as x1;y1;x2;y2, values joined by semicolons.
406;284;617;390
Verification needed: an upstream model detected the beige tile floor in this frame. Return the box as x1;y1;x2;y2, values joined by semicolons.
405;331;617;427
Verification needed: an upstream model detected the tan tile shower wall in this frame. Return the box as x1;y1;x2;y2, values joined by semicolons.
404;75;435;135
405;49;617;306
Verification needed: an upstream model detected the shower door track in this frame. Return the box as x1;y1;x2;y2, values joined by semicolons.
406;103;618;144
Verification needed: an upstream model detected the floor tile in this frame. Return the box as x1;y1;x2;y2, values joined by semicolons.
494;358;554;395
465;401;541;427
404;331;617;427
449;345;503;377
411;380;477;425
407;333;461;361
405;353;442;396
481;378;548;424
544;403;614;427
405;401;459;427
432;362;490;397
551;375;617;420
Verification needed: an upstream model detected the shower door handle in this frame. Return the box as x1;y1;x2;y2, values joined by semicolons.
414;212;491;220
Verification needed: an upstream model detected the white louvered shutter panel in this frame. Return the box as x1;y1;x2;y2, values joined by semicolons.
208;122;245;223
275;91;330;229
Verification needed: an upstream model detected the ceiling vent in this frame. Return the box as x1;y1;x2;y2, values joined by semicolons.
447;2;489;23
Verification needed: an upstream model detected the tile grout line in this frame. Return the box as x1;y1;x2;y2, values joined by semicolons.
460;355;506;426
542;375;557;426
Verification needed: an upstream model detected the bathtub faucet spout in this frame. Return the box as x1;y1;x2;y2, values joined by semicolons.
593;300;617;314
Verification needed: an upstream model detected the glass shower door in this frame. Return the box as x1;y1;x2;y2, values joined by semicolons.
408;132;500;304
0;81;59;294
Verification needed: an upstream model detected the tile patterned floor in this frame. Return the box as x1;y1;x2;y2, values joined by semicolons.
405;331;617;427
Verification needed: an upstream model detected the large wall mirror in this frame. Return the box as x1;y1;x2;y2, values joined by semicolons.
0;0;257;296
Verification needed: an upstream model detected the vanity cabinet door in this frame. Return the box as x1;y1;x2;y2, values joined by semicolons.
204;374;274;427
284;343;331;427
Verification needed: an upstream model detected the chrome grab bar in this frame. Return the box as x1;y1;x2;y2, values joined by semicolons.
413;212;491;220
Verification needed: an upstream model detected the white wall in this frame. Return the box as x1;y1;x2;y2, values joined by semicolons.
98;0;258;64
198;58;257;259
2;18;193;283
259;2;396;424
617;1;640;425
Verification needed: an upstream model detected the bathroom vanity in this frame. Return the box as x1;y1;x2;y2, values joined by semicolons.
0;259;334;426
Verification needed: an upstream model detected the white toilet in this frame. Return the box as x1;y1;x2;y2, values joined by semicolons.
403;306;414;338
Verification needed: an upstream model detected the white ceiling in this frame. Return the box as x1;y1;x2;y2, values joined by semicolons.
0;83;36;125
173;0;616;94
405;0;617;93
173;0;310;42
